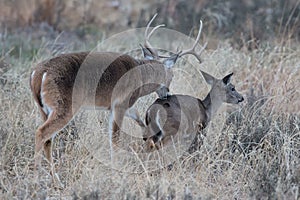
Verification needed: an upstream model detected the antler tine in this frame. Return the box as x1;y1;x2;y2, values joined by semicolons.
145;13;157;39
144;14;165;56
179;20;207;63
147;24;165;41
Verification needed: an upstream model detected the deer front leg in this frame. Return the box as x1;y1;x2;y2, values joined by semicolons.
109;103;127;150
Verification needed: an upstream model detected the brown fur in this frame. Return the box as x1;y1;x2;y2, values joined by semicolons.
130;71;244;152
142;94;208;151
30;51;175;175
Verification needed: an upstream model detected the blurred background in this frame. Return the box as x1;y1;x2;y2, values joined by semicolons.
0;0;299;49
0;1;299;199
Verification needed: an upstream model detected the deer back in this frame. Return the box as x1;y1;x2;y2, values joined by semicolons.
30;51;172;114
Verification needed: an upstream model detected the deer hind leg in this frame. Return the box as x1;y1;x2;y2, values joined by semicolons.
43;139;53;168
35;108;71;185
34;105;50;165
37;106;48;122
38;107;54;165
143;130;164;152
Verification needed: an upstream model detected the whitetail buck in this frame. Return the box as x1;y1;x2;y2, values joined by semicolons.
29;14;188;178
129;21;244;151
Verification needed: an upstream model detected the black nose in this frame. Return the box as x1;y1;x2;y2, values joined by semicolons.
239;96;244;103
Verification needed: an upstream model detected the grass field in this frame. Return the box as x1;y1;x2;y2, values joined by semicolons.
0;22;299;199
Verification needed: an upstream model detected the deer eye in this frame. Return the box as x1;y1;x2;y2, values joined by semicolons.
231;87;235;91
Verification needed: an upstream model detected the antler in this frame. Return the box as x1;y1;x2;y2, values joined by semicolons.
178;20;207;63
144;14;165;57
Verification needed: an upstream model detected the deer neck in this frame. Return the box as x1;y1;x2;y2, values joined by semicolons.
203;92;223;122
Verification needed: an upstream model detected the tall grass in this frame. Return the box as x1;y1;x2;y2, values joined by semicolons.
0;25;299;199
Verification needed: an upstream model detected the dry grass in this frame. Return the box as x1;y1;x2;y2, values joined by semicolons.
0;26;299;199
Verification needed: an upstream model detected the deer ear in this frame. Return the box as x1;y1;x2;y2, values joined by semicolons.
200;70;215;85
163;53;179;68
222;72;233;85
